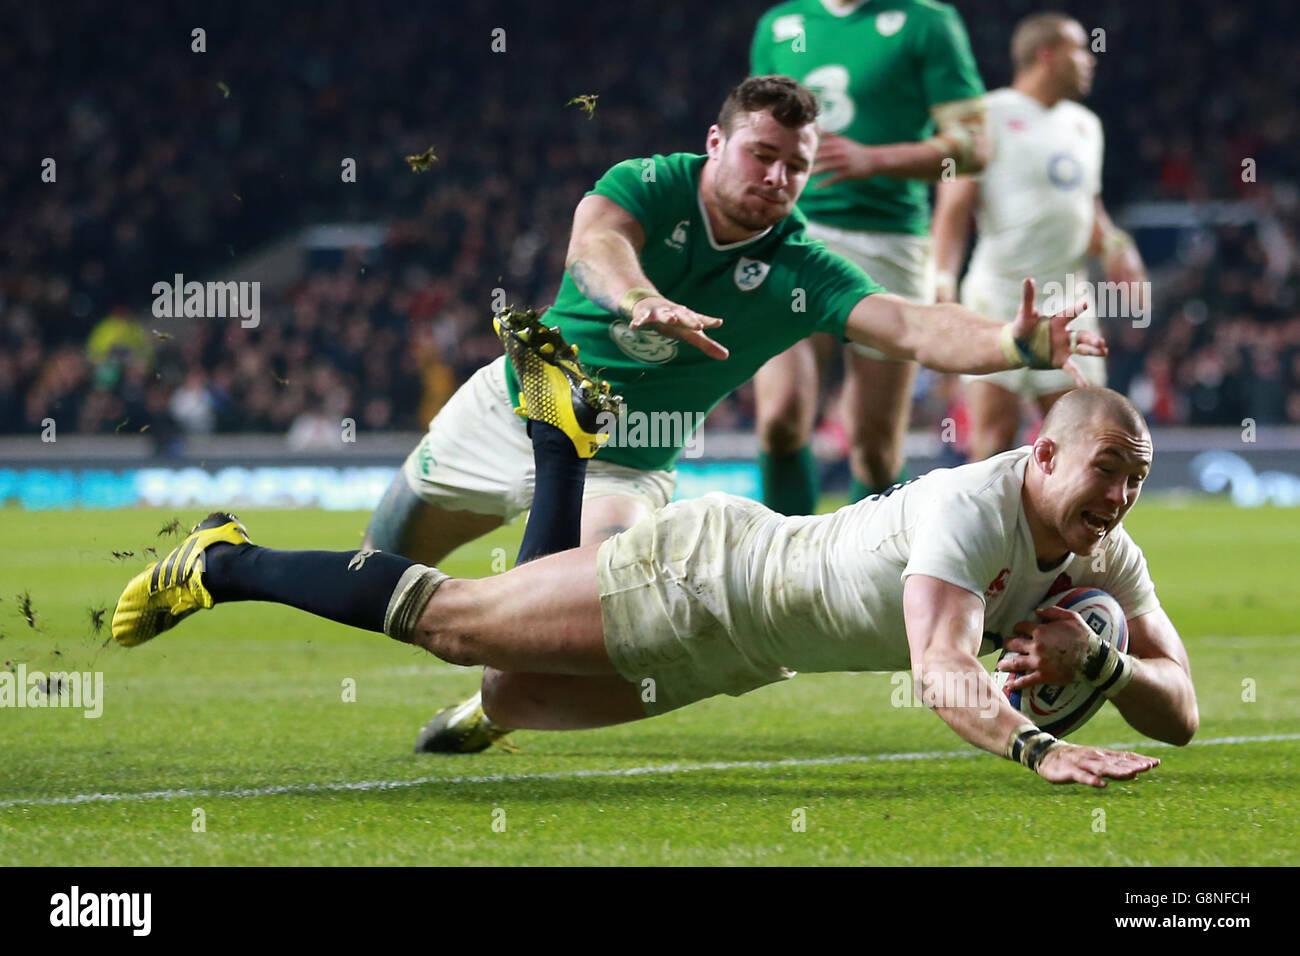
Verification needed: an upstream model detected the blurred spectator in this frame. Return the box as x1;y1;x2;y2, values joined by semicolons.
169;371;218;434
3;0;1300;443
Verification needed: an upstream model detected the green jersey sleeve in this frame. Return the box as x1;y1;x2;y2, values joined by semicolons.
797;240;886;339
587;156;669;238
916;4;985;107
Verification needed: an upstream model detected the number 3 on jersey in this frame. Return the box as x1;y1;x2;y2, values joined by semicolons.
803;64;854;133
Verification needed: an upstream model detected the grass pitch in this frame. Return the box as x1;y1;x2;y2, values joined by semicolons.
1;499;1297;866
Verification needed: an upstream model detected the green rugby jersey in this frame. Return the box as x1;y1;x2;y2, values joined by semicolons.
751;0;984;235
505;152;884;471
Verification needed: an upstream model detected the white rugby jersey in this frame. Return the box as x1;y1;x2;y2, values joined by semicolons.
964;88;1103;289
730;448;1159;674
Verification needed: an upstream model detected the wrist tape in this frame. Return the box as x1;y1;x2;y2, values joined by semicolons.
998;321;1053;370
618;286;658;320
1007;727;1062;772
1081;633;1136;699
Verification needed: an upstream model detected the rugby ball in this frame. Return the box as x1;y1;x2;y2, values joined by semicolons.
998;587;1129;738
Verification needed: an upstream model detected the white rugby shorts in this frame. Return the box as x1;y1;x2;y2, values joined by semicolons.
597;493;796;716
401;355;676;519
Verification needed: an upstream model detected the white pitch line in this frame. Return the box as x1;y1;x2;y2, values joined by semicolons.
3;732;1297;810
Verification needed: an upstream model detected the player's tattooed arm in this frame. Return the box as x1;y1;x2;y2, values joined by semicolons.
567;258;621;315
565;195;652;314
566;197;710;334
566;195;727;357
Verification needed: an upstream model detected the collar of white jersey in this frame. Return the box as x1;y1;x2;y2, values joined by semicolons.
696;188;774;252
1006;86;1068;116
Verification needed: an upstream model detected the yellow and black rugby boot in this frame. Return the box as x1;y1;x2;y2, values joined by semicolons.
414;691;519;754
112;512;252;647
494;305;623;458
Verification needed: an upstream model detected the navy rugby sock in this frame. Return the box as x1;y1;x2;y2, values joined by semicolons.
204;543;414;633
516;421;587;564
760;447;819;516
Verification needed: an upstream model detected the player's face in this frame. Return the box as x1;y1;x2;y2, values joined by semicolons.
1051;22;1096;98
1045;421;1152;555
706;111;818;232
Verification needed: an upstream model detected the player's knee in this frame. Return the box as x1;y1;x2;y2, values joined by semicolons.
759;412;810;456
849;443;902;488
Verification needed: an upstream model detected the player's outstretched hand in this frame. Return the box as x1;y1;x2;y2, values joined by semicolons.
630;297;729;359
1007;278;1107;387
1037;742;1160;787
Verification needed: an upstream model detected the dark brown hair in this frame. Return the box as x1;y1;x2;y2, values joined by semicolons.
717;75;819;134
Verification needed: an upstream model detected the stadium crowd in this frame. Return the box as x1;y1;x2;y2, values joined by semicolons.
3;0;1299;444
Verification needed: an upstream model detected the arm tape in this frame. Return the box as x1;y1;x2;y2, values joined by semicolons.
1100;227;1136;265
618;286;659;320
927;97;987;174
1081;633;1137;699
998;321;1054;370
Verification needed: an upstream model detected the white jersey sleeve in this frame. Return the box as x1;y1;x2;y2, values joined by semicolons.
1068;523;1161;620
902;491;1013;601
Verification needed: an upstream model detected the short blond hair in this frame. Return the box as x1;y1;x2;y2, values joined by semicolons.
1011;13;1078;72
1041;387;1150;445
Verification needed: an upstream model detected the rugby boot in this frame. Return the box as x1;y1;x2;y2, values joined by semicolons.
494;305;623;458
414;690;519;754
112;512;252;647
